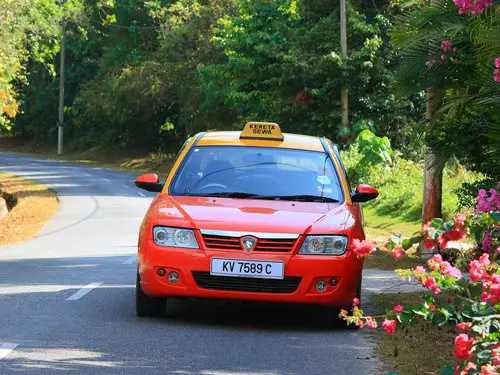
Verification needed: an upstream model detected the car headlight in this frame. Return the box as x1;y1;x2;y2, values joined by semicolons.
153;226;199;249
298;235;347;255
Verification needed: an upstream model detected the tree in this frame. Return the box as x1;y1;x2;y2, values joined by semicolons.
390;0;500;257
199;0;417;142
0;0;83;132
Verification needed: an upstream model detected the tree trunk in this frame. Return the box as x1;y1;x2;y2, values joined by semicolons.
419;88;446;259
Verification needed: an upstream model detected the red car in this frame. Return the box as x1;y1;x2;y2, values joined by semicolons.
134;122;378;319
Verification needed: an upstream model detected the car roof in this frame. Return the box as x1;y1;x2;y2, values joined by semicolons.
196;131;325;152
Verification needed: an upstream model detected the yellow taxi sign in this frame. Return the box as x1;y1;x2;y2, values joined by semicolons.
240;122;283;141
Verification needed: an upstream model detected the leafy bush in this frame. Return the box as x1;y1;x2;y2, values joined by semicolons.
341;185;500;375
357;129;393;166
341;141;483;222
456;178;498;211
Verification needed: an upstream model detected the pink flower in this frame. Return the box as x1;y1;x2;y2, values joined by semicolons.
426;59;438;68
365;317;378;328
489;274;500;297
480;364;498;375
391;246;405;260
351;239;376;258
429;304;436;312
414;266;427;282
455;362;477;375
443;263;462;279
455;214;466;226
452;334;474;360
441;40;452;52
428;254;443;270
382;319;397;335
496;57;500;68
355;319;364;328
483;230;493;251
495;69;500;83
424;237;436;249
456;322;472;332
441;54;446;61
393;305;404;313
352;297;360;306
477;187;500;212
470;259;488;282
424;276;441;294
479;253;491;265
437;234;449;249
491;343;500;366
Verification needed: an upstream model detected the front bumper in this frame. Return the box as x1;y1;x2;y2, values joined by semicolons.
138;242;363;308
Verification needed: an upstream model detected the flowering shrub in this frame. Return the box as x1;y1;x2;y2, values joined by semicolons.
495;58;500;83
453;0;493;15
344;183;500;374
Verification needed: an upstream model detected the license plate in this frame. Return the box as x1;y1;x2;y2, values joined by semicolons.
210;258;284;279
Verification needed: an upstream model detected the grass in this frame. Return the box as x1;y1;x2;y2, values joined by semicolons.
0;172;59;246
364;248;424;270
363;205;421;241
370;292;456;375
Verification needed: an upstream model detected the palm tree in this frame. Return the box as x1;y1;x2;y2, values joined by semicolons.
390;0;499;258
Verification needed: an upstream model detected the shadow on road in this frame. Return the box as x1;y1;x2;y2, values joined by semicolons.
0;255;380;375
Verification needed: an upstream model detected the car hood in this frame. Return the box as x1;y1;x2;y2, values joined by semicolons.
156;196;354;234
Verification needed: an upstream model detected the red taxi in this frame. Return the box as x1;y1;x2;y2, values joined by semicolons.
134;122;378;319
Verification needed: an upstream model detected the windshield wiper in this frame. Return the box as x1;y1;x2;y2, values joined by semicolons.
253;195;340;203
186;192;259;198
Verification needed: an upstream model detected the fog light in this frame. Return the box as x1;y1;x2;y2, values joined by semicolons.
157;268;166;277
329;277;338;286
168;271;179;283
315;280;328;293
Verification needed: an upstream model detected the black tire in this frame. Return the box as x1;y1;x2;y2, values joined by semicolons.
136;272;167;318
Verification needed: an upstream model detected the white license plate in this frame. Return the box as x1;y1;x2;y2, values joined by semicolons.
210;258;284;280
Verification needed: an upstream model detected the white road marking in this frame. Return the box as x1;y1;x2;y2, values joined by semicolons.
122;256;137;265
66;282;103;301
0;343;19;360
121;184;131;189
137;191;145;197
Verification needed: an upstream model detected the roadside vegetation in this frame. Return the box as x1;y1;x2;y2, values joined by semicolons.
371;292;456;375
0;173;58;246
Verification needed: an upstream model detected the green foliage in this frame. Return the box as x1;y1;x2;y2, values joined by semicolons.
0;0;85;129
390;0;500;179
198;0;419;142
356;129;393;166
341;143;483;221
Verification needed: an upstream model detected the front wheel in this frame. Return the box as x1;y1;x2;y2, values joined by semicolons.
136;272;167;317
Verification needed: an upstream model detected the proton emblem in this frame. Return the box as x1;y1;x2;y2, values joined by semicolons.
240;236;257;252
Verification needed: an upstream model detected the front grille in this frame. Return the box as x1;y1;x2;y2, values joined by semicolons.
192;272;301;293
202;234;296;253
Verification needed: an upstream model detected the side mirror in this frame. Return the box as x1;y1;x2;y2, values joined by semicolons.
134;173;164;193
351;184;378;203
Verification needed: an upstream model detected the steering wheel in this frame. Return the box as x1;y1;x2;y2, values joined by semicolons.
197;183;228;192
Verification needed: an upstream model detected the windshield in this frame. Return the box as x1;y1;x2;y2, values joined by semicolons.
169;146;344;203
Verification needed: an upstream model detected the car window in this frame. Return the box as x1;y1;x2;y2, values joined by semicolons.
169;146;344;202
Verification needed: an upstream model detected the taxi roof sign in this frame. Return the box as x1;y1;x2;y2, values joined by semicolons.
240;122;283;141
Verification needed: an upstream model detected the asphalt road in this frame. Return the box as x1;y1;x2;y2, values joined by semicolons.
0;152;383;375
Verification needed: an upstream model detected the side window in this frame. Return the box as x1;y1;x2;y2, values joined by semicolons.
174;136;193;162
328;140;353;192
